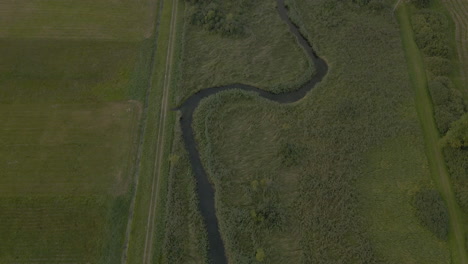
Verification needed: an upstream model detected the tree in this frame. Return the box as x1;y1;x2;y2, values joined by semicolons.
442;113;468;148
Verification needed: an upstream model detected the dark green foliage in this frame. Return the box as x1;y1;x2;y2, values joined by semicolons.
352;0;371;6
442;113;468;148
443;147;468;211
425;56;452;76
279;143;305;167
428;77;465;134
413;0;431;9
411;11;449;58
413;190;449;240
185;0;248;36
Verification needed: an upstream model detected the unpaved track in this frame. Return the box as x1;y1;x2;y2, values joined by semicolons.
398;6;467;264
120;0;163;263
142;0;179;263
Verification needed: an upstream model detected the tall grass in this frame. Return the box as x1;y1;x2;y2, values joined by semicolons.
187;0;451;262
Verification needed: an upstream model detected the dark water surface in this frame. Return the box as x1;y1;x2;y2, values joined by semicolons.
176;0;328;262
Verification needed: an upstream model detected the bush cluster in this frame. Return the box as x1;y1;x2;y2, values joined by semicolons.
410;7;468;218
185;0;247;36
428;77;465;134
413;190;449;240
411;11;449;58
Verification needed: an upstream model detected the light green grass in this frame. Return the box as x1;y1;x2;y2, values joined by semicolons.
0;0;156;40
397;4;467;263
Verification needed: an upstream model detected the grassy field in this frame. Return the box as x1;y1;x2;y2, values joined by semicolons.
0;0;158;262
0;102;141;263
0;0;155;40
182;0;453;262
174;0;312;104
0;39;156;103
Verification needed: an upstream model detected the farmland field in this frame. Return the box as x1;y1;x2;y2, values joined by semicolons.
0;102;141;263
442;0;468;90
0;0;158;262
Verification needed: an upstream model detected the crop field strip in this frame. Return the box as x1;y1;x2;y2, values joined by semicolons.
0;0;155;40
0;0;157;262
443;0;468;85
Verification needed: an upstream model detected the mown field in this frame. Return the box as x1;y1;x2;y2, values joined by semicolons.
442;0;468;90
165;0;454;263
0;0;158;262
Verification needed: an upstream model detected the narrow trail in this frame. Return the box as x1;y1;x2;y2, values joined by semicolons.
397;5;468;264
142;0;179;263
120;0;164;262
176;0;328;262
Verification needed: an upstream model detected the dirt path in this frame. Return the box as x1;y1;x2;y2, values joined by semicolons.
397;5;468;264
120;0;163;263
141;0;179;263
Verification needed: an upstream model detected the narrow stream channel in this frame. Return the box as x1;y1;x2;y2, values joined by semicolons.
176;0;328;262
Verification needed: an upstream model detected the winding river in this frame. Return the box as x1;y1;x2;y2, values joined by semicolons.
176;0;328;262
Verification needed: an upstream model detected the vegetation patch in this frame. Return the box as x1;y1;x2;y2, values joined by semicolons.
184;0;452;262
413;189;450;240
175;0;312;103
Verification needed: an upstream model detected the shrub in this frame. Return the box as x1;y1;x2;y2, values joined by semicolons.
411;11;450;58
413;189;449;240
255;248;266;262
413;0;431;9
428;78;465;134
425;56;452;76
186;0;245;36
442;113;468;148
